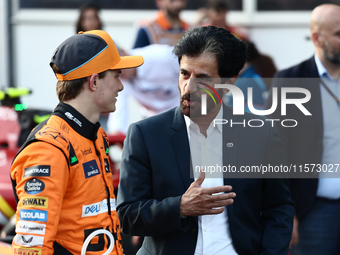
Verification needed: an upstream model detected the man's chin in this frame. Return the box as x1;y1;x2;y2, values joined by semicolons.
180;106;201;118
324;52;340;65
180;106;190;117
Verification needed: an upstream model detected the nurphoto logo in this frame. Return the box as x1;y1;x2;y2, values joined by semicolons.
200;83;312;128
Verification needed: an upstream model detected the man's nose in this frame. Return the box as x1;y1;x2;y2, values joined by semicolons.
118;79;124;92
185;78;198;94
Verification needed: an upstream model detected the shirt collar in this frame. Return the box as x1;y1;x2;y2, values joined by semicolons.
52;102;101;141
184;106;223;135
314;54;330;78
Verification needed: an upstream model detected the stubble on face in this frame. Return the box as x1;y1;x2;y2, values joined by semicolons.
179;84;224;118
179;86;201;117
178;53;223;119
323;42;340;64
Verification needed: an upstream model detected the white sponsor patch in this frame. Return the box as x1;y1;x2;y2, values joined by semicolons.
13;234;44;247
16;221;46;235
82;199;116;217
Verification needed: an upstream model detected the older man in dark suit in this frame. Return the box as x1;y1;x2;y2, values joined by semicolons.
266;4;340;255
117;26;294;255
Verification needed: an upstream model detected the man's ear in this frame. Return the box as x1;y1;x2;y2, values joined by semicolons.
311;31;322;47
89;73;99;91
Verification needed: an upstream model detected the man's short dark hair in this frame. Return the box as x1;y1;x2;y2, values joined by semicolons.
173;26;246;78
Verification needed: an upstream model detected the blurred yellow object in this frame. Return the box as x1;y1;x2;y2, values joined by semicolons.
0;195;15;219
5;88;31;99
0;241;13;255
33;114;50;124
0;87;31;101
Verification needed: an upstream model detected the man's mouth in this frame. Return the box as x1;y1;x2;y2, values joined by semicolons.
183;99;198;107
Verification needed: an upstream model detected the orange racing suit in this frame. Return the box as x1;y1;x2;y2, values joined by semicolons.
10;102;123;255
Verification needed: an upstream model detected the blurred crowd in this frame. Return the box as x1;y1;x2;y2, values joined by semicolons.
74;0;277;134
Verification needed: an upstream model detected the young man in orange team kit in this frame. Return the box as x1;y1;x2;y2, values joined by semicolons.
11;30;143;254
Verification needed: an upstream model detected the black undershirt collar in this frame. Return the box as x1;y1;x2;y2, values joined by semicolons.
52;102;101;141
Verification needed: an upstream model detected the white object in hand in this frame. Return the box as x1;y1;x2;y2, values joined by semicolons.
81;229;115;255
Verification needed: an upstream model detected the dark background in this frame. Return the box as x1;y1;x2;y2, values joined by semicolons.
19;0;242;10
20;0;340;10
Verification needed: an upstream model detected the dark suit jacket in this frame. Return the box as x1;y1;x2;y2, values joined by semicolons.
117;106;294;255
266;56;322;220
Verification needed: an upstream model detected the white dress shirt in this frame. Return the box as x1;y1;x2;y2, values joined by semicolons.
184;107;238;255
314;54;340;199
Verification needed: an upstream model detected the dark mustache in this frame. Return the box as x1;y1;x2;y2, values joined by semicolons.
181;93;201;102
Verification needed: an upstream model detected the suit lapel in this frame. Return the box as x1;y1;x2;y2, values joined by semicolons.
171;107;193;191
305;57;324;136
222;106;240;231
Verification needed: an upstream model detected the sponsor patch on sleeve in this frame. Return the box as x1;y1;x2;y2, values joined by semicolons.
13;246;42;255
23;165;51;178
13;234;44;247
21;196;48;209
83;160;100;179
16;221;46;235
24;179;45;195
19;209;48;222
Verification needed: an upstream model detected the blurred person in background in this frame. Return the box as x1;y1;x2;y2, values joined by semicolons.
133;0;190;48
109;0;190;134
196;0;277;89
266;4;340;255
196;0;248;41
225;41;277;112
76;2;102;33
107;44;179;135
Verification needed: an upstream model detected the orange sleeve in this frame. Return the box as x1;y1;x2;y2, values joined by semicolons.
11;141;69;255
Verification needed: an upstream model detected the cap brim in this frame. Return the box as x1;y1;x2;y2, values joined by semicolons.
110;55;144;70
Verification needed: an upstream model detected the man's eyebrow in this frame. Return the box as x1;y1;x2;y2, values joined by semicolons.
197;73;211;78
180;69;211;78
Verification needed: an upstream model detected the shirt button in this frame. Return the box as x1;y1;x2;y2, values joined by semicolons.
227;142;233;148
203;228;207;232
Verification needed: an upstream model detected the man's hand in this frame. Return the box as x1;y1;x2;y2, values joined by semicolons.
180;171;236;217
289;215;299;248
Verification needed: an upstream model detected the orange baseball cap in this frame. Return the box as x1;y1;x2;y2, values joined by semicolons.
50;30;144;81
